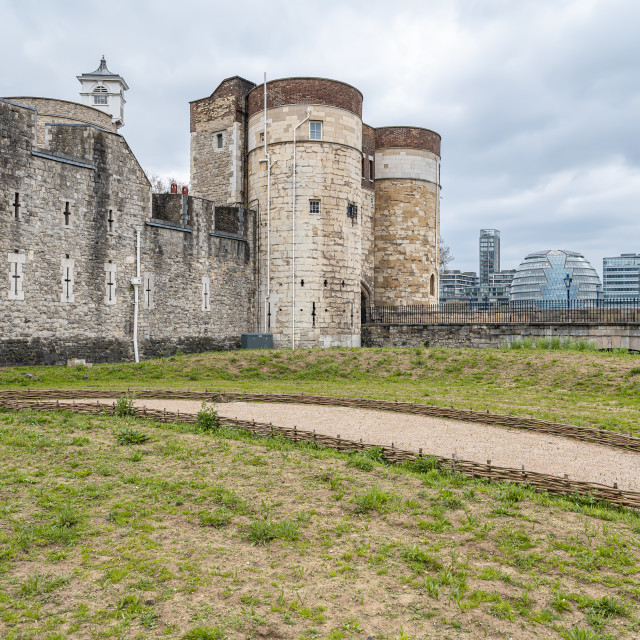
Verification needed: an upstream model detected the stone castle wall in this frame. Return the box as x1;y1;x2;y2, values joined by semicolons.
362;323;640;351
0;98;255;365
189;77;255;205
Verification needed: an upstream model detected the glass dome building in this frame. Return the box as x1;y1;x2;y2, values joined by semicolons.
510;250;602;302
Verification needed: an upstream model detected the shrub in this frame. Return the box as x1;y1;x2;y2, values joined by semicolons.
114;393;136;417
116;427;149;445
197;402;220;433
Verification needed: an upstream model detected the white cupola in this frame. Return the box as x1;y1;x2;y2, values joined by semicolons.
77;56;129;128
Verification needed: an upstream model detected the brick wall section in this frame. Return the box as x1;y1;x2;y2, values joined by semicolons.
4;97;115;146
248;78;363;118
375;126;441;156
361;123;375;190
0;99;256;365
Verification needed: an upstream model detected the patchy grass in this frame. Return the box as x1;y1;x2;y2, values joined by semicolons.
0;407;639;639
2;346;640;434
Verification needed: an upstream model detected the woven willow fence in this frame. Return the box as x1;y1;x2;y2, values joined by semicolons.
0;393;639;509
1;388;639;452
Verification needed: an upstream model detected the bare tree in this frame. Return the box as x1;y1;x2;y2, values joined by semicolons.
439;235;454;273
146;172;188;194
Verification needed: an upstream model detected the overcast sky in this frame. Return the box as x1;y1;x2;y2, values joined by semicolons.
3;0;639;276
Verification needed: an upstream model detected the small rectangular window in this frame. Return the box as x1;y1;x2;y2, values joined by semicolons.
347;203;358;220
216;133;223;148
361;156;365;178
369;159;374;181
309;200;320;214
94;95;108;105
309;121;322;140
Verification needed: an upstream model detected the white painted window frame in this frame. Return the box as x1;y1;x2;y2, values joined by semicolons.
61;256;75;303
104;262;117;306
309;121;322;141
7;253;26;301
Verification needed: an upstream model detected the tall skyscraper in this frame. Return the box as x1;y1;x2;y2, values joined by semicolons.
479;229;500;285
603;254;640;300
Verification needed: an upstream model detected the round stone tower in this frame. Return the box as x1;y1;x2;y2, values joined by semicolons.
247;78;364;348
373;126;441;306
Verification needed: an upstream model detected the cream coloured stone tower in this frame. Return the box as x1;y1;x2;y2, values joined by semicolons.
246;79;364;347
373;127;441;305
190;76;441;348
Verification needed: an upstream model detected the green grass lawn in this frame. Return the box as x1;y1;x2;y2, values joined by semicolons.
0;407;639;639
1;346;640;434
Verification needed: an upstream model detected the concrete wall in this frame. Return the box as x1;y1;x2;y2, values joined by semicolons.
362;323;640;351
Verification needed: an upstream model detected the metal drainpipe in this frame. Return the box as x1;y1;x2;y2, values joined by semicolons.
131;226;142;363
292;108;311;350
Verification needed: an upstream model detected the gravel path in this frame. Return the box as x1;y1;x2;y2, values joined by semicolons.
64;399;640;492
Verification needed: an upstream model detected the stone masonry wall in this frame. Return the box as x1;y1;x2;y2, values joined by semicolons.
374;179;439;305
0;99;256;365
362;323;640;351
247;103;363;347
190;77;255;205
4;97;115;146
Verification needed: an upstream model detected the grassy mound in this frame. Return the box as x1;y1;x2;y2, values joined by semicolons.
0;408;639;639
2;346;640;434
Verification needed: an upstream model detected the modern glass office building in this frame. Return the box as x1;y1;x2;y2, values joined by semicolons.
602;254;640;300
510;250;601;302
479;229;500;285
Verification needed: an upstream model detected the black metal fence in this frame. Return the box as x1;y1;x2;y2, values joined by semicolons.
362;299;640;325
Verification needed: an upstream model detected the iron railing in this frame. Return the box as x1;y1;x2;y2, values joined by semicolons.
362;299;640;325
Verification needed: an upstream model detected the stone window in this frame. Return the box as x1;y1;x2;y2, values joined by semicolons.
60;199;74;227
213;132;224;151
369;157;374;181
104;262;116;306
12;192;22;219
61;255;75;303
347;203;358;221
202;276;211;312
361;156;365;178
8;252;25;301
309;199;320;214
93;86;108;105
309;121;322;141
143;272;154;310
430;273;435;296
106;209;116;233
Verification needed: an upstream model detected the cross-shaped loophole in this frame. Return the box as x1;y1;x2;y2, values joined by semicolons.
13;193;21;219
106;271;115;301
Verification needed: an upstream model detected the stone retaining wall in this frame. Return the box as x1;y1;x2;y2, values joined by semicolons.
362;323;640;351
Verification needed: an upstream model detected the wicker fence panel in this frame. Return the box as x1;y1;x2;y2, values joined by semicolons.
0;397;639;509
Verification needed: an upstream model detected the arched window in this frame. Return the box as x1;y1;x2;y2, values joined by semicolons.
430;273;435;296
93;86;108;105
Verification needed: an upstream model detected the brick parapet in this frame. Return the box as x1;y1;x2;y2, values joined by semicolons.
375;126;441;156
248;78;363;119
